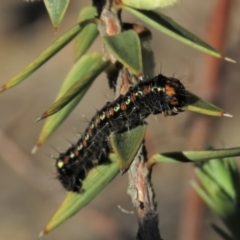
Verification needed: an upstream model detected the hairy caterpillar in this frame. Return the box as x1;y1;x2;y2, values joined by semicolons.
56;74;186;192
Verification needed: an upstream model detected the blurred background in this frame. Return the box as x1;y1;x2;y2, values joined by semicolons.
0;0;240;239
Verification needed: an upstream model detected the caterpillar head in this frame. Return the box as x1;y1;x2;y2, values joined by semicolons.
152;74;186;116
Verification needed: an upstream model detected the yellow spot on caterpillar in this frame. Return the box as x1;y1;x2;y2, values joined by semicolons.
78;144;83;150
135;91;143;96
85;133;89;140
151;86;158;92
114;104;120;112
152;86;163;92
70;152;75;158
125;97;131;105
100;112;105;120
90;123;94;129
57;160;64;168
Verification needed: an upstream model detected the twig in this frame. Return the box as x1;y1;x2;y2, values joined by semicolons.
128;145;162;240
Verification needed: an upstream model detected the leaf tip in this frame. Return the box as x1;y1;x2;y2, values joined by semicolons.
222;112;233;118
224;57;236;63
35;117;42;122
136;72;144;78
38;230;44;238
54;26;60;33
0;84;7;93
32;143;41;154
35;112;48;122
38;229;48;238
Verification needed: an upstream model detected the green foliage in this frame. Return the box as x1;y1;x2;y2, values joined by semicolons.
193;157;240;239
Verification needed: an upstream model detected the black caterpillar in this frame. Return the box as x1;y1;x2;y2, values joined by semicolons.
56;74;187;192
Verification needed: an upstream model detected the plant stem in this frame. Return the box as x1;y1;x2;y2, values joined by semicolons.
128;145;162;240
93;0;161;238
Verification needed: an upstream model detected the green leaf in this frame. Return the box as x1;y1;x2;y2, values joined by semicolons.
193;157;240;239
102;30;143;75
121;0;178;9
192;181;235;221
0;20;91;93
32;53;109;152
110;125;147;172
44;0;70;27
75;6;98;61
149;147;240;165
205;160;235;199
41;155;119;235
122;7;234;61
194;169;235;218
185;91;232;117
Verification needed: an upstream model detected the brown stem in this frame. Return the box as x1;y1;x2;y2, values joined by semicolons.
128;145;162;240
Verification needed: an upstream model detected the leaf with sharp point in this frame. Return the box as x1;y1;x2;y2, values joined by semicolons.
41;154;119;236
148;147;240;166
109;125;147;172
44;0;70;27
75;6;98;61
122;6;235;62
102;30;143;76
121;0;178;9
0;20;92;93
185;90;232;117
32;53;109;152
